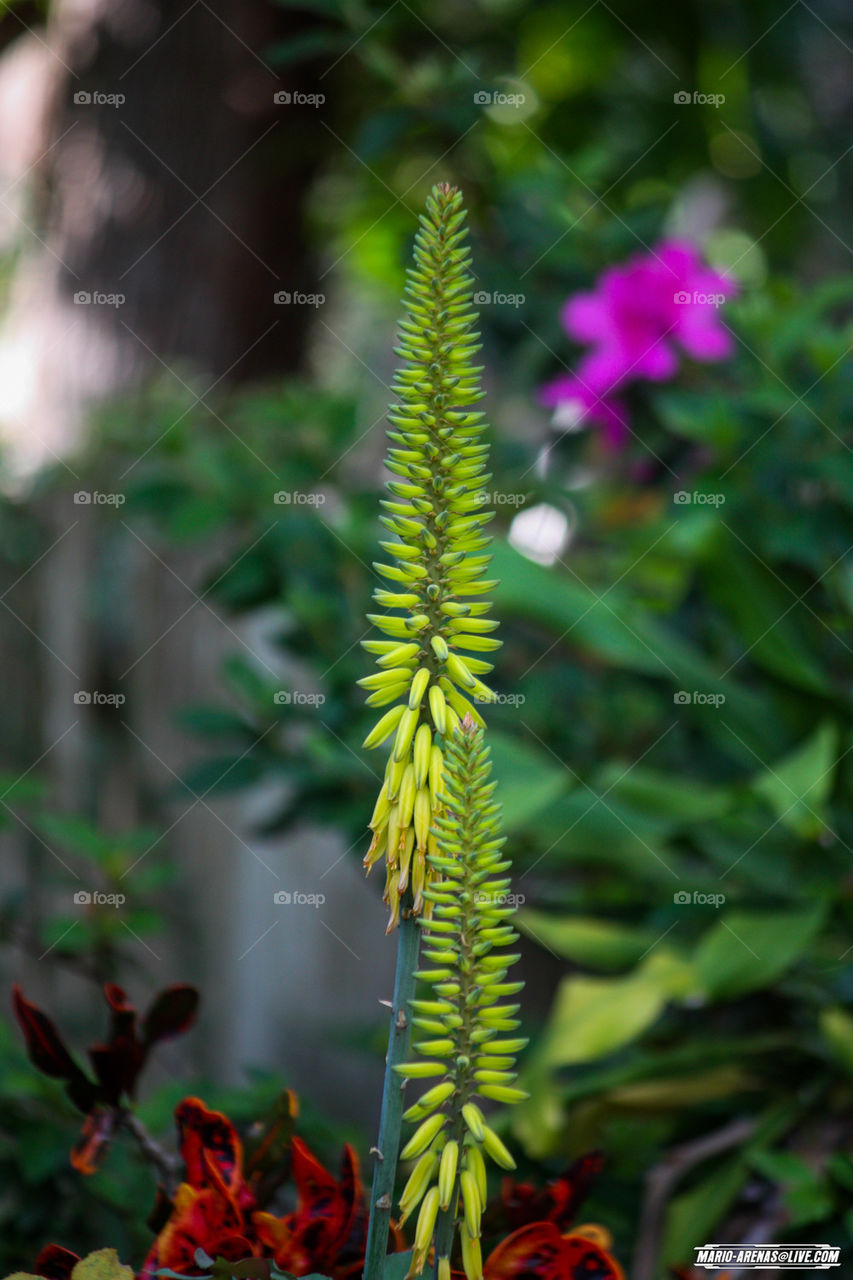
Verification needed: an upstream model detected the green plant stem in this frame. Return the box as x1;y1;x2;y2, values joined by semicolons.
364;904;421;1280
433;1190;458;1277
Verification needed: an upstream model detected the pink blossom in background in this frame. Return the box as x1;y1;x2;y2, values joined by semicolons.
540;239;736;446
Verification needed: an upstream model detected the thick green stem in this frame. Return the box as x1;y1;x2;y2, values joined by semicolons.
364;905;421;1280
433;1192;458;1277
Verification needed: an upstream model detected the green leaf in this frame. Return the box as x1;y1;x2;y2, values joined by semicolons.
750;1150;834;1227
488;728;570;831
71;1252;135;1280
603;1063;756;1110
662;1154;748;1268
751;722;837;839
819;1007;853;1077
383;1254;414;1280
655;391;742;450
702;539;831;694
692;904;826;999
538;950;693;1067
518;911;657;970
592;764;731;825
491;541;759;722
211;1259;272;1280
177;705;256;739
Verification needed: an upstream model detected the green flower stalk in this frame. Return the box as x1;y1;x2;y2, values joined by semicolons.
359;182;500;933
394;715;528;1280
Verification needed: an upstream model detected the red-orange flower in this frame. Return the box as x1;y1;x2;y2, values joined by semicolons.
484;1222;624;1280
142;1095;392;1280
141;1098;257;1277
253;1138;368;1280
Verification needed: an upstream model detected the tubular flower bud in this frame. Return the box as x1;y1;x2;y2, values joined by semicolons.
360;183;502;927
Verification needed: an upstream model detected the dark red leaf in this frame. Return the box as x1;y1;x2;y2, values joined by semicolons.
500;1152;605;1233
89;1039;143;1105
143;985;199;1048
33;1246;80;1280
12;986;96;1112
104;982;137;1040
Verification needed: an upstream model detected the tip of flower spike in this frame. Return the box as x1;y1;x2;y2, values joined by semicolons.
435;181;457;196
461;712;478;734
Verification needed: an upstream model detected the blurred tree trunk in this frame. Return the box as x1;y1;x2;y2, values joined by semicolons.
0;0;322;467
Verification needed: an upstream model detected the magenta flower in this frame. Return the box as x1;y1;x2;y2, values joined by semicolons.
541;239;736;446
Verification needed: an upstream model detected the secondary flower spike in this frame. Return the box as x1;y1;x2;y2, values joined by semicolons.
360;182;499;931
395;715;528;1280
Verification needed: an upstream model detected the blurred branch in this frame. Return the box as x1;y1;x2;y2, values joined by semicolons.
119;1109;181;1196
632;1117;756;1280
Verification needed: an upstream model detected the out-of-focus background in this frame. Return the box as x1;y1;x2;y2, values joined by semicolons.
1;0;852;1272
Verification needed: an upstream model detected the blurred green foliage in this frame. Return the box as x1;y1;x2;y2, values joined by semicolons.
2;0;853;1272
27;266;845;1272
